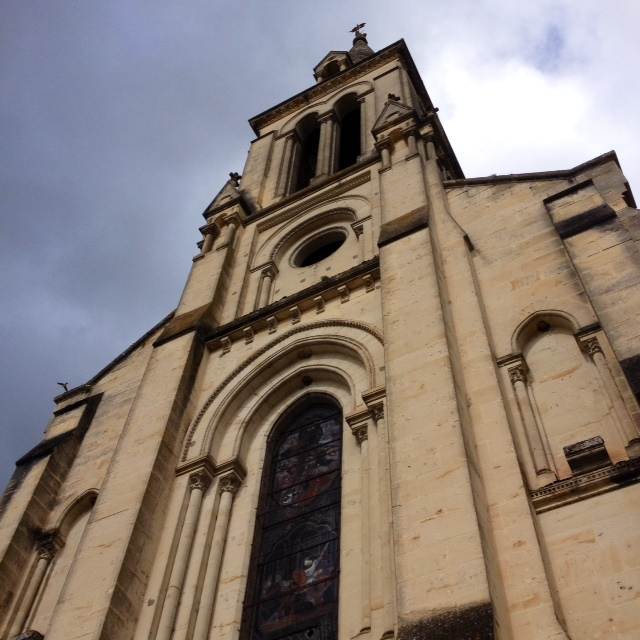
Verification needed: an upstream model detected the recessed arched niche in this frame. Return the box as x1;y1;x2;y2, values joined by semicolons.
508;312;634;483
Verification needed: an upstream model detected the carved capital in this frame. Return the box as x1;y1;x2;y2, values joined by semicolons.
508;364;527;385
581;336;603;358
352;424;368;444
200;222;218;237
36;534;60;561
317;111;336;124
351;221;364;237
218;472;242;495
223;212;241;227
374;137;393;152
402;125;418;139
369;402;384;422
189;468;212;493
260;262;277;280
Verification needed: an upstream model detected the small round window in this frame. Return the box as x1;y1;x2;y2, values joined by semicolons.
293;230;347;267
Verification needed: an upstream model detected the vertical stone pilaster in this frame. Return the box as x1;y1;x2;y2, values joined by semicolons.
580;336;640;454
368;400;396;639
156;469;212;640
192;472;242;640
348;414;372;633
256;263;277;310
275;134;296;198
9;534;61;638
508;363;556;481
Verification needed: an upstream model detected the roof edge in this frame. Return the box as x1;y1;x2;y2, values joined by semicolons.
53;309;176;403
443;151;621;187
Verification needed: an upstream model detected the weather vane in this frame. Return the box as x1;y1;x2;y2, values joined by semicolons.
350;23;366;36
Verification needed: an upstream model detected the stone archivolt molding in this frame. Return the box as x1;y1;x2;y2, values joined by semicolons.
182;320;383;461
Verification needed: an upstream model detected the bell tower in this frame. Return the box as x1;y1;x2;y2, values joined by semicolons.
2;29;640;640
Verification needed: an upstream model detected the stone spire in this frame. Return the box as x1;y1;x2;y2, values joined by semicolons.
348;24;374;64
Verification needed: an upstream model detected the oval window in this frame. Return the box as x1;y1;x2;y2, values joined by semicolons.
293;230;346;267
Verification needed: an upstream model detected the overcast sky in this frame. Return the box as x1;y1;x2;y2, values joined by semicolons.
1;1;639;491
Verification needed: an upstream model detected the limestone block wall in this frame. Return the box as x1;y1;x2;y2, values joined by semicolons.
0;324;161;639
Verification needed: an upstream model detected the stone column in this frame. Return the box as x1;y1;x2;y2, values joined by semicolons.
258;265;276;309
352;221;365;263
192;472;242;640
376;139;392;171
357;96;367;157
355;422;372;633
316;112;336;179
581;336;640;452
403;128;419;158
219;214;239;250
508;364;556;481
369;402;395;639
200;220;218;255
275;134;295;198
156;469;211;640
9;535;60;638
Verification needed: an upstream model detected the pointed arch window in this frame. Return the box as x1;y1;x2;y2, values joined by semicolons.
242;401;343;640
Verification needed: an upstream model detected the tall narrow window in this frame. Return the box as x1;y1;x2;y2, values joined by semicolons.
242;402;343;640
294;118;321;192
335;95;361;171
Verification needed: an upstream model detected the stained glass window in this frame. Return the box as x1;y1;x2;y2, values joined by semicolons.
242;402;342;640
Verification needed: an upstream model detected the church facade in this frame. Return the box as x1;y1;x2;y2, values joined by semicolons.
1;32;640;640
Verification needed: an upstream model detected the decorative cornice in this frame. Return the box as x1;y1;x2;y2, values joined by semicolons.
530;458;640;513
202;258;379;346
362;386;386;406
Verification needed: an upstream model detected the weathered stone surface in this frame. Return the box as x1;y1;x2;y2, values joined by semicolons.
397;603;494;640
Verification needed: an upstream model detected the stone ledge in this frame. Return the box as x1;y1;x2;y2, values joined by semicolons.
397;602;493;640
203;257;380;349
378;207;428;247
554;203;617;239
531;457;640;513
